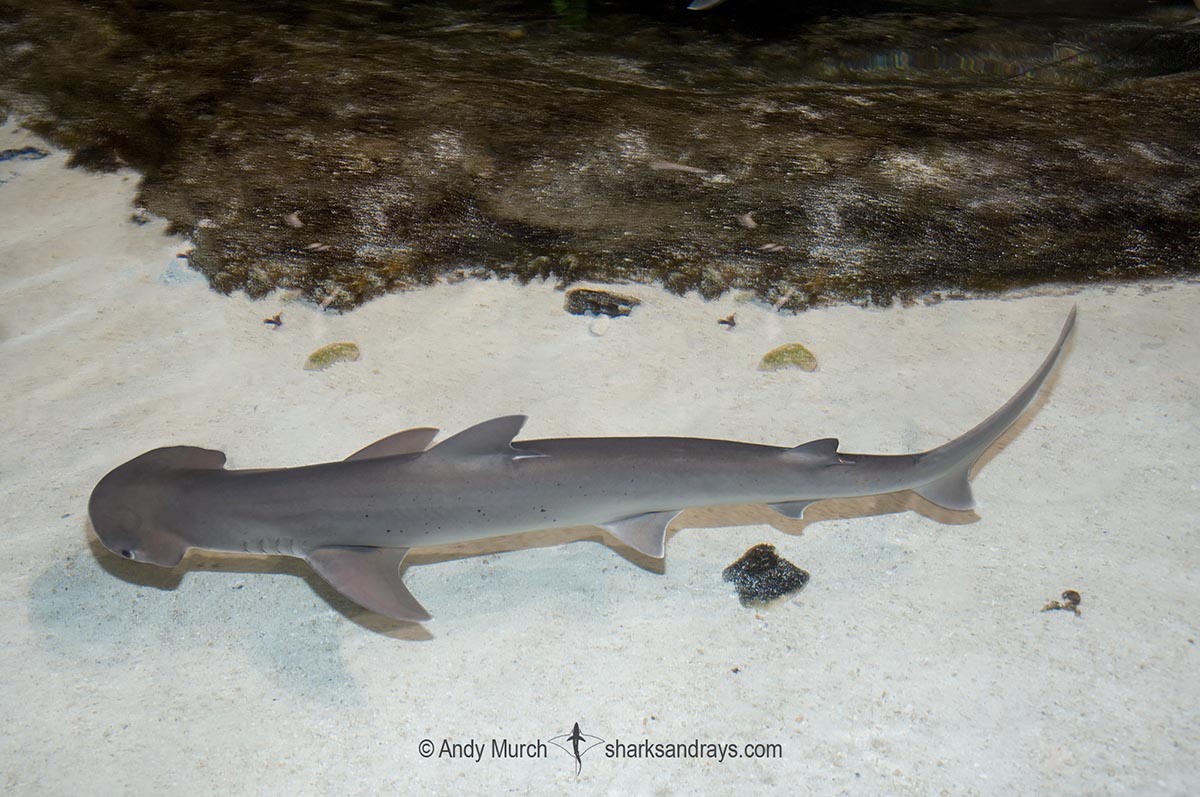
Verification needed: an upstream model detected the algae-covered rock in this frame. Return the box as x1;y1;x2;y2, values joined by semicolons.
3;1;1197;311
723;543;810;607
304;342;360;371
758;342;818;373
564;288;641;318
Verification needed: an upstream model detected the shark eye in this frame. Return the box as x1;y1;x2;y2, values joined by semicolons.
119;549;134;560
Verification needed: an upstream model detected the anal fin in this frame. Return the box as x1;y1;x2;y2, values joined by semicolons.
306;546;431;622
600;510;680;558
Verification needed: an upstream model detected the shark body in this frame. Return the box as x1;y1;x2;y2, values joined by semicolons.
89;308;1075;622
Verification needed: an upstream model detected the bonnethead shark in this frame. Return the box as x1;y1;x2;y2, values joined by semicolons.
89;308;1075;622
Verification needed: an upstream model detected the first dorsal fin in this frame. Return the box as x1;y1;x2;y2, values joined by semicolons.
138;446;227;471
427;415;532;459
782;437;842;465
345;427;440;461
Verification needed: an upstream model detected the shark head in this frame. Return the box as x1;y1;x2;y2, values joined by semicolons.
88;446;226;567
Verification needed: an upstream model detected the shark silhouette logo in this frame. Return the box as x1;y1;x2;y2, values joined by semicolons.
549;723;605;775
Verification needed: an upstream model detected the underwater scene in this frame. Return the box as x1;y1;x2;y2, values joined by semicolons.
1;0;1197;793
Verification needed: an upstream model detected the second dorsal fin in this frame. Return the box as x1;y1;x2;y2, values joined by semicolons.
782;437;842;465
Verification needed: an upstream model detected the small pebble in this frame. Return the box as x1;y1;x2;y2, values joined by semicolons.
589;316;611;336
1041;589;1082;616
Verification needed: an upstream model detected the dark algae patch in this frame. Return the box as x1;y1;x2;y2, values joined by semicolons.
723;543;810;606
1;1;1198;310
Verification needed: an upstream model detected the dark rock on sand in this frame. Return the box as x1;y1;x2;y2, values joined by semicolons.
564;287;642;318
723;543;811;606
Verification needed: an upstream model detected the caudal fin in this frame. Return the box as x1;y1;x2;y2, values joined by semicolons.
914;307;1076;511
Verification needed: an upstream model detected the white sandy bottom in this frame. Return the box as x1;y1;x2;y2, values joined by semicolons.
1;120;1198;794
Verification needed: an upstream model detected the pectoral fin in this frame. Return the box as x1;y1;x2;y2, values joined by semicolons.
600;510;681;559
306;546;431;622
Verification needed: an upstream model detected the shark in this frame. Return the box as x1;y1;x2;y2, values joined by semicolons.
88;307;1075;622
549;722;605;775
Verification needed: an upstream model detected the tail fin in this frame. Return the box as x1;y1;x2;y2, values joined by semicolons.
913;306;1076;511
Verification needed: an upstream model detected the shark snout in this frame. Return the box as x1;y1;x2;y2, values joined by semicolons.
88;458;188;567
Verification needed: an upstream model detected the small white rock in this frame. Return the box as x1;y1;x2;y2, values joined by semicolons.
648;159;706;174
589;316;611;336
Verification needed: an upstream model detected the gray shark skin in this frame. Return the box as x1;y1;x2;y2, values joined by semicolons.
89;307;1075;622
